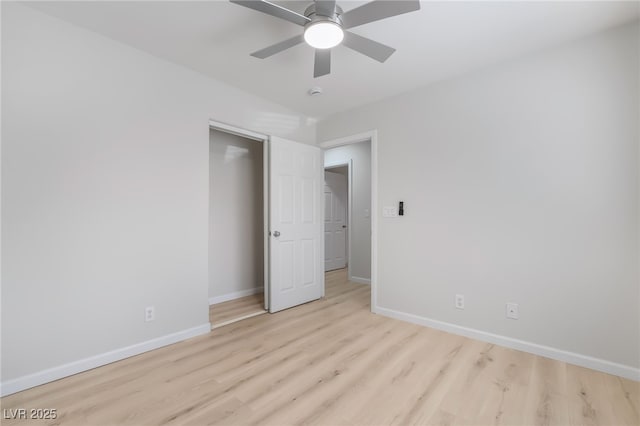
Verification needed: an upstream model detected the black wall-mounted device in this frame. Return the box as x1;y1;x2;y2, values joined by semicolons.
399;201;404;216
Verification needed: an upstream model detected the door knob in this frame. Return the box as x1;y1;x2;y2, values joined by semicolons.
342;225;347;228
273;231;281;237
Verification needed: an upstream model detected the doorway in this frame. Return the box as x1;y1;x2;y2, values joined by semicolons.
208;120;326;324
323;140;372;285
208;127;266;328
320;131;377;312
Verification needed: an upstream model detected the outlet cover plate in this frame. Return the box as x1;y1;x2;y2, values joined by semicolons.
506;302;519;319
455;294;464;310
145;306;155;322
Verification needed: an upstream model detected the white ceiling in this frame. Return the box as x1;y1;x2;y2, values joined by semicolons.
28;1;639;119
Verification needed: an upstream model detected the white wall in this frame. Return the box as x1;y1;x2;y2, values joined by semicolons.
1;3;314;392
209;130;263;301
318;23;640;374
324;142;372;282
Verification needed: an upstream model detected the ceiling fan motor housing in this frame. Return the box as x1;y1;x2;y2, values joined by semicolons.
304;3;344;28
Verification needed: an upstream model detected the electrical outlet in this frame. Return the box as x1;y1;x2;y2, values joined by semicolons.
145;306;155;322
455;294;464;310
506;303;519;320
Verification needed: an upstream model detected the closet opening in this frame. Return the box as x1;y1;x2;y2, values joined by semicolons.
208;126;267;329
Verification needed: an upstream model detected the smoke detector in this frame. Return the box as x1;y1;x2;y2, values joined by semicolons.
308;87;323;96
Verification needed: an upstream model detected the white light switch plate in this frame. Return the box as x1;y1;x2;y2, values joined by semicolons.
383;206;397;217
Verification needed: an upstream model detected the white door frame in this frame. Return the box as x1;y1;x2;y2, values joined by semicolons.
208;119;270;311
319;130;378;313
324;160;352;275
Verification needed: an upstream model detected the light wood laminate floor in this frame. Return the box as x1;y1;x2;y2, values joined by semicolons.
2;268;638;425
209;293;265;329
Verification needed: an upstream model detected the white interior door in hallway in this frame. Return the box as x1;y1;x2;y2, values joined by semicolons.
324;171;347;272
269;136;324;313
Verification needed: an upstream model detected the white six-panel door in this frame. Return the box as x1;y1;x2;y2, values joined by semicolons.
269;136;324;313
324;172;347;271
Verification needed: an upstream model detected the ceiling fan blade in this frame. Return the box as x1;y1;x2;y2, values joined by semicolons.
250;35;305;59
230;0;311;26
341;0;420;29
343;32;395;62
314;49;331;78
314;0;336;17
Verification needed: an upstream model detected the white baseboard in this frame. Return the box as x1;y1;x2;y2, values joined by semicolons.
350;276;371;285
373;306;640;382
0;323;211;397
209;287;263;305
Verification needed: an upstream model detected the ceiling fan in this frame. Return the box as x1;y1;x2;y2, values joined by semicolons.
230;0;421;78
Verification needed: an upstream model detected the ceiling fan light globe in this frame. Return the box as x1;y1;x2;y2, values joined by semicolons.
304;21;344;49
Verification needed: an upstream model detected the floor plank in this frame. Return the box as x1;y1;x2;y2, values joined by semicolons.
2;268;637;426
209;293;265;328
